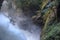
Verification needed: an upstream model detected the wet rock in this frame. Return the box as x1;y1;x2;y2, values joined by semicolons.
0;0;4;9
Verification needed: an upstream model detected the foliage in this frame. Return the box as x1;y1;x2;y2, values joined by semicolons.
41;23;60;40
41;0;60;40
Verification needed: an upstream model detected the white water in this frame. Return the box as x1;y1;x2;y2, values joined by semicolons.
0;0;41;40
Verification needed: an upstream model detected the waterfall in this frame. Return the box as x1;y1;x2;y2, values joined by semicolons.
0;0;41;40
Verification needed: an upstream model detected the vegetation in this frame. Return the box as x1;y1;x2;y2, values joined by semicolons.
14;0;60;40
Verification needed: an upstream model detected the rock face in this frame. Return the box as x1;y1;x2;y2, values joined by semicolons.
22;4;40;17
57;3;60;22
0;0;4;9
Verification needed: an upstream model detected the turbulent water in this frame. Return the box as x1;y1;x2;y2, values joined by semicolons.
0;0;41;40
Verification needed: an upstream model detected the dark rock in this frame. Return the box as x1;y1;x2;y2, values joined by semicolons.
22;4;40;17
0;0;4;9
57;2;60;22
